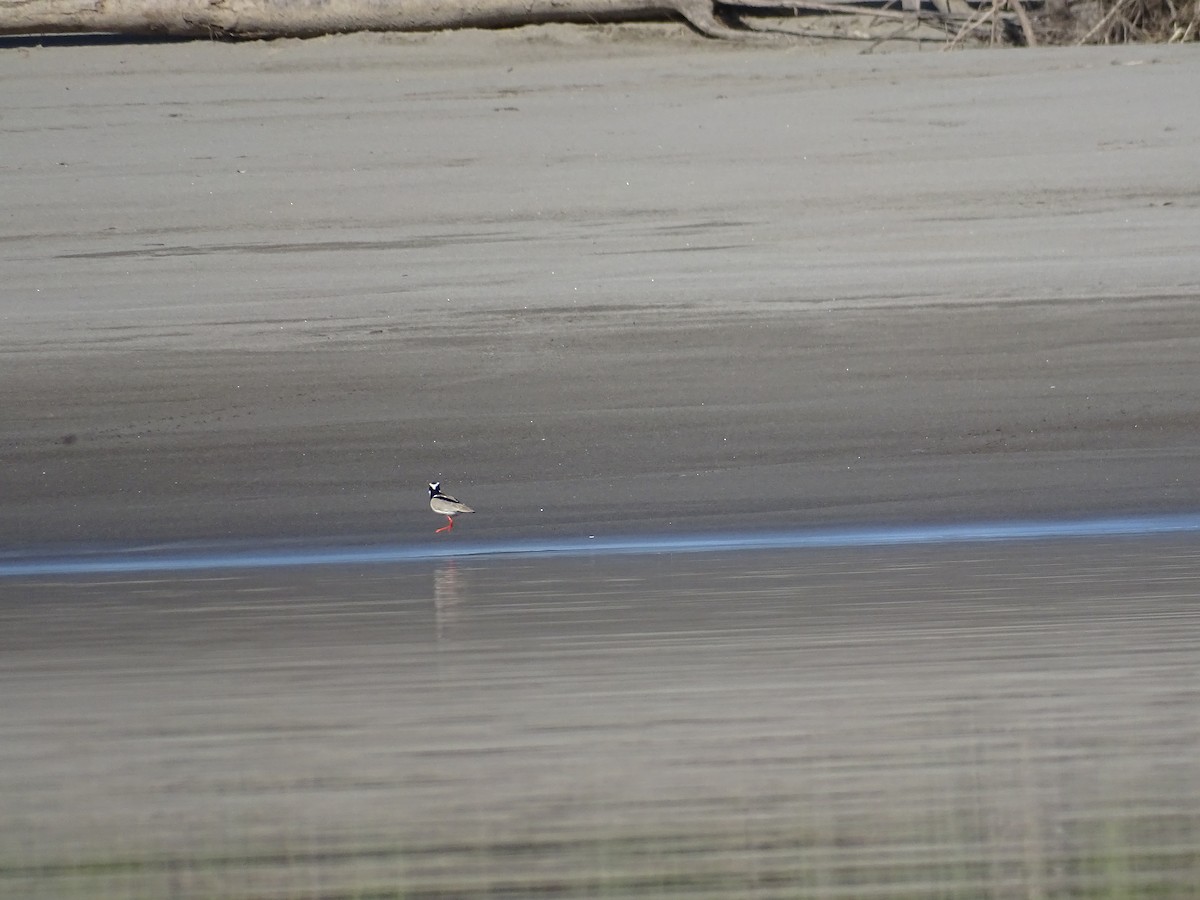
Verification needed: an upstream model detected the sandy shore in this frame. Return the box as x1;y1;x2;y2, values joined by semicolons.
3;28;1200;898
3;28;1199;547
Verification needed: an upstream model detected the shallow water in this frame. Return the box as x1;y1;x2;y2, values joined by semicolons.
3;537;1199;898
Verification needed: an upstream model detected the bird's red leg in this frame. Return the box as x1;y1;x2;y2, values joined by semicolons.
435;516;454;534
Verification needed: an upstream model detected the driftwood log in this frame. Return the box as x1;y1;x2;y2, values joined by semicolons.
3;0;1192;44
0;0;1071;45
2;0;752;38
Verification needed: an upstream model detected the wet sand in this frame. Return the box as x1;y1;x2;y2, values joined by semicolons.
3;30;1200;546
3;24;1200;899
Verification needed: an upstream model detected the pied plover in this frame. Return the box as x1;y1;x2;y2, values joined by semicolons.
428;482;475;533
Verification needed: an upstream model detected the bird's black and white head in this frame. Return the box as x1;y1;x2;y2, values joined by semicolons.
428;481;441;497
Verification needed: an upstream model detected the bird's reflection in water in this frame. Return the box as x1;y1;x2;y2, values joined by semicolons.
433;560;464;643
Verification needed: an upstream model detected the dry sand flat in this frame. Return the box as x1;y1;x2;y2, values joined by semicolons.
2;28;1199;545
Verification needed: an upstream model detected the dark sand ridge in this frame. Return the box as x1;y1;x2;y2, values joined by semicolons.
3;28;1199;547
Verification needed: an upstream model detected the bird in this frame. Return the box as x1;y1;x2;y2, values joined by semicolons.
428;482;474;533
